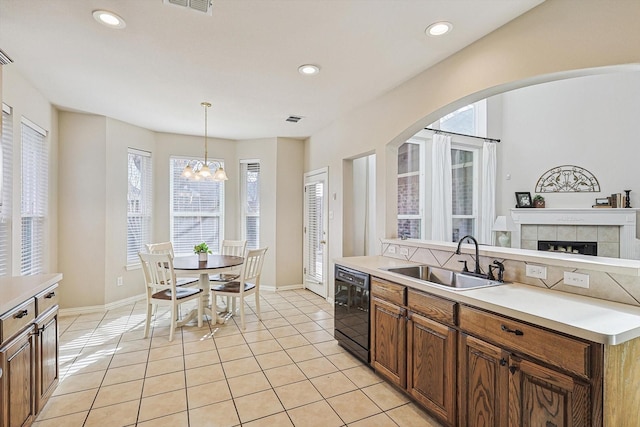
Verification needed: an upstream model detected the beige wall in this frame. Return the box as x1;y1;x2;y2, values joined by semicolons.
275;137;304;286
305;0;640;298
58;112;107;307
236;137;305;288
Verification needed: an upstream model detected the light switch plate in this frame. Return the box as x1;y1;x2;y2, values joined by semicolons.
400;247;409;256
564;271;589;288
388;246;396;254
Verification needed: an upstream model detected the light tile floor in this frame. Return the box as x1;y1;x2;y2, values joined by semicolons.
36;289;442;427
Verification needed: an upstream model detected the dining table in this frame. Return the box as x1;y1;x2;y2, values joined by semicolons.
173;254;244;325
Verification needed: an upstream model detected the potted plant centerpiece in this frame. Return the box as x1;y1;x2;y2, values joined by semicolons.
533;194;545;208
194;242;211;261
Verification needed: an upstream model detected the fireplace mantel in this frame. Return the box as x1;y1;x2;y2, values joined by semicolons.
510;208;640;259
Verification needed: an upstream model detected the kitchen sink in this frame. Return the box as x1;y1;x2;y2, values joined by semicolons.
382;265;503;290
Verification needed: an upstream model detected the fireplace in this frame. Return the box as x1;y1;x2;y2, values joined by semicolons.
538;240;597;256
510;208;640;259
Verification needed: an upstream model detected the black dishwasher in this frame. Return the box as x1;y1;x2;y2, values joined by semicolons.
334;265;370;363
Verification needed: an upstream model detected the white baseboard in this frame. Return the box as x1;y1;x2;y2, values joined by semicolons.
59;293;146;317
262;284;305;292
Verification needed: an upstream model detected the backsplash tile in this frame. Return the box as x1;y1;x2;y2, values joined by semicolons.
380;239;640;307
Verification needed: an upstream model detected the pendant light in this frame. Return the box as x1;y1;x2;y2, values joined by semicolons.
181;102;228;181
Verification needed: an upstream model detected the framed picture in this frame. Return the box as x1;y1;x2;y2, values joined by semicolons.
595;198;609;206
515;192;532;208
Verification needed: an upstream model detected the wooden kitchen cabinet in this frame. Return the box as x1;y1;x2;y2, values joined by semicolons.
371;295;406;388
34;308;58;413
371;278;457;426
0;327;36;427
459;304;598;427
0;281;59;427
408;311;456;425
458;333;509;427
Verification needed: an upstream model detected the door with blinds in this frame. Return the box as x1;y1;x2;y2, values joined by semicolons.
303;169;328;297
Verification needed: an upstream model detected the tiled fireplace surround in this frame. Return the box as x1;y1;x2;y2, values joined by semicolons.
380;234;640;308
520;224;619;258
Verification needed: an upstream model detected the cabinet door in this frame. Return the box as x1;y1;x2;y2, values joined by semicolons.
36;309;59;412
371;296;406;388
0;327;36;427
508;356;590;427
459;333;509;427
408;312;456;426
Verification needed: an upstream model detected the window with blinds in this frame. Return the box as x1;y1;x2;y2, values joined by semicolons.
241;161;260;249
21;119;48;276
127;149;152;264
305;181;324;283
0;104;13;277
170;157;224;256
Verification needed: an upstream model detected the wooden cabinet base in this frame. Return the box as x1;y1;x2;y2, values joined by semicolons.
0;327;36;427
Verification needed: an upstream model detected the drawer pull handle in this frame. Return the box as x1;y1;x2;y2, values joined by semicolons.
14;309;29;319
45;291;56;299
501;324;523;336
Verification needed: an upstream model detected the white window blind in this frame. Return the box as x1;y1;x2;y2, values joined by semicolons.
127;149;152;264
241;161;260;249
0;104;13;277
170;157;224;256
305;181;323;283
21;119;48;276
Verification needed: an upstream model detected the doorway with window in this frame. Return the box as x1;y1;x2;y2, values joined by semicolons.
303;168;328;297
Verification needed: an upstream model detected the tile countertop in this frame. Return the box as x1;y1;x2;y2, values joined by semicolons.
336;256;640;346
0;273;63;315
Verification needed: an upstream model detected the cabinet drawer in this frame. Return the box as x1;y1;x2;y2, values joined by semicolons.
459;305;591;378
1;298;36;345
408;289;456;326
371;277;406;306
36;283;59;316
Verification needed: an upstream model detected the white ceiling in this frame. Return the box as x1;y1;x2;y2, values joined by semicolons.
0;0;543;140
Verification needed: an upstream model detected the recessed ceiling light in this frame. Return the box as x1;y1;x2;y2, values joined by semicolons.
298;64;320;76
426;21;452;37
93;10;126;29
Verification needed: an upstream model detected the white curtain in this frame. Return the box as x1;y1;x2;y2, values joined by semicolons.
479;141;497;244
431;134;452;241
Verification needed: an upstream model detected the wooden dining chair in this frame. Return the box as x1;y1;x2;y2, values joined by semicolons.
209;239;247;311
210;247;267;330
146;241;198;287
139;252;203;342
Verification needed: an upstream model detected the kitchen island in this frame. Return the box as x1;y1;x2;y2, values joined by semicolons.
336;253;640;427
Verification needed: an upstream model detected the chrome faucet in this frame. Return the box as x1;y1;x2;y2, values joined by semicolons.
455;235;481;275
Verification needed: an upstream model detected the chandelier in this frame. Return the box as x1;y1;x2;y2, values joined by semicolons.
181;102;228;181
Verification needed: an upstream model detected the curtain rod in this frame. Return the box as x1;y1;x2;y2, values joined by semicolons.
424;127;500;143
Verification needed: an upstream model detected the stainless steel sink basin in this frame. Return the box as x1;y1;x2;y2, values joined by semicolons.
382;265;502;290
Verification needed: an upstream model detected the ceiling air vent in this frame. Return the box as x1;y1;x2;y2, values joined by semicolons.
0;48;13;65
163;0;213;15
286;115;302;123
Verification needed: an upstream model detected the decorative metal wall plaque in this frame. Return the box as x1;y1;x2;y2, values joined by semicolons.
535;165;600;193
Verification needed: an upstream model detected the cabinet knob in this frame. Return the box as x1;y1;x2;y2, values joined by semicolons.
509;365;518;374
499;358;507;366
501;324;523;336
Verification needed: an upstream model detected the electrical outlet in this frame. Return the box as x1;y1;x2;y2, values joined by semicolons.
117;276;123;286
388;246;397;254
526;264;547;279
400;247;409;256
564;271;589;288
